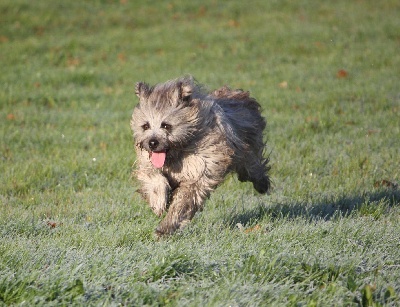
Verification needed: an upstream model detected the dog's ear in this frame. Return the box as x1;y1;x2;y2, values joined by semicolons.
180;83;192;102
178;78;194;102
135;82;149;100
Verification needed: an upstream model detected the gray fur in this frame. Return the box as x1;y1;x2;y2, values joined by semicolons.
131;75;270;236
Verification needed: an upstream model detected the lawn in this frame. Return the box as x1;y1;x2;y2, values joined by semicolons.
1;0;399;305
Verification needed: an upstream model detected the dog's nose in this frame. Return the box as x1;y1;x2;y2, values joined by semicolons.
148;139;159;150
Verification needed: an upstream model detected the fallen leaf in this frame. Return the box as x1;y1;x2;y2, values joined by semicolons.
99;142;107;150
34;26;45;36
0;36;9;43
336;69;348;78
197;6;207;17
228;20;239;28
278;81;288;88
117;53;126;62
67;57;80;67
335;108;344;115
305;117;320;130
367;129;379;135
47;221;57;228
34;82;41;88
374;180;398;189
6;114;15;120
103;86;113;94
100;53;108;61
305;116;318;123
244;224;261;233
314;41;324;49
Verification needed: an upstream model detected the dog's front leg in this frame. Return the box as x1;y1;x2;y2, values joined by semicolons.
138;173;170;217
155;184;203;236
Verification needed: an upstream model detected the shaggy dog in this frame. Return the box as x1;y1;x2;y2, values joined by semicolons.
130;76;270;236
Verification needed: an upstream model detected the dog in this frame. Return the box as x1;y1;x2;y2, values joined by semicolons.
130;75;270;236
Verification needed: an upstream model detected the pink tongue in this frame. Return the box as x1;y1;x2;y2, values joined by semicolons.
151;152;166;168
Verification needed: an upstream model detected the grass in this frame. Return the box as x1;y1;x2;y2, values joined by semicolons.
1;0;399;305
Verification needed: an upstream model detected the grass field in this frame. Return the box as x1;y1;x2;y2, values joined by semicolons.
1;0;400;305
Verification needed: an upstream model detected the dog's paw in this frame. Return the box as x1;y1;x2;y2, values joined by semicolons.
154;223;177;238
154;219;190;238
151;206;165;217
253;176;271;194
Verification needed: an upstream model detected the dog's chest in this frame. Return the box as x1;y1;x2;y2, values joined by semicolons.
162;153;206;187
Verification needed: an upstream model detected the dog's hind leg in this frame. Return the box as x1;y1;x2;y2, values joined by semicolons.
249;159;271;194
236;153;271;194
251;172;271;194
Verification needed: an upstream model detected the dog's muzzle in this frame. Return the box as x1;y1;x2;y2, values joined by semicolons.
148;138;159;151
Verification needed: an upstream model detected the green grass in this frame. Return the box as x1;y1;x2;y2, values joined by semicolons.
1;0;399;305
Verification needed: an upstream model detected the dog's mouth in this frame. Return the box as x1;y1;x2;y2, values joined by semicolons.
149;151;167;169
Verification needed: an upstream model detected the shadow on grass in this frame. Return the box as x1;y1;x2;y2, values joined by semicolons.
228;189;400;227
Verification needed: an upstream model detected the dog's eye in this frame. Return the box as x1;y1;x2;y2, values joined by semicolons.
142;123;150;131
161;122;172;131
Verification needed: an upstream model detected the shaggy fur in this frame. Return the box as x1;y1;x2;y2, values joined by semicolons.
130;75;270;236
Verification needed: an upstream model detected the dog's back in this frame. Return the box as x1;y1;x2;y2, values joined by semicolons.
210;86;266;155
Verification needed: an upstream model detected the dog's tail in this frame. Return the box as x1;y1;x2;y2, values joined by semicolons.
211;86;261;112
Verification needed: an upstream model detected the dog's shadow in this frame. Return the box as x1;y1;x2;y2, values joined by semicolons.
227;188;400;228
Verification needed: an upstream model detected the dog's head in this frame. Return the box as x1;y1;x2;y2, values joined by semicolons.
131;76;202;168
